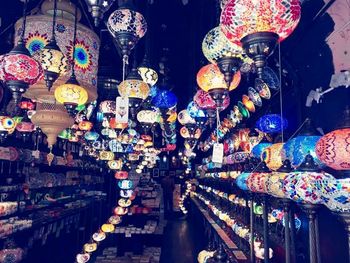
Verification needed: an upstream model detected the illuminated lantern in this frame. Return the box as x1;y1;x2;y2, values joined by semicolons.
99;100;116;117
137;110;158;124
316;109;350;170
107;7;147;59
187;101;207;126
118;180;133;190
283;155;335;204
177;110;196;126
108;159;123;170
220;0;301;77
152;89;177;109
114;206;128;216
252;142;273;160
99;150;114;161
92;232;106;242
236;172;250;191
256;114;288;133
76;253;90;263
267;159;293;198
242;95;255;112
196;63;241;107
84;131;99;141
101;223;115;233
262;143;284;171
118;68;150;100
19;101;35;111
246;163;271;193
78;121;93;131
84;243;97;253
138;56;158;86
118;198;132;207
108;215;122;225
202;26;248;86
115;171;128;180
0;1;43;105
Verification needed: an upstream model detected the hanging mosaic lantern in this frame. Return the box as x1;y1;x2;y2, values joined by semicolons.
151;89;177;110
138;55;158;86
256;114;288;133
220;0;301;77
177;109;196;126
262;143;284;171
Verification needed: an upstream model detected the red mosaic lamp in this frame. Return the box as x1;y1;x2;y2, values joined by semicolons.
220;0;301;77
0;0;42;106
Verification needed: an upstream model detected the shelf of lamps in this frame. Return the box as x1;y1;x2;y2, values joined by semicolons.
196;184;299;247
0;195;104;240
192;193;250;262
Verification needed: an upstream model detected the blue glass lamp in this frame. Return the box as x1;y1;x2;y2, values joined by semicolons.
256;114;288;133
151;90;177;109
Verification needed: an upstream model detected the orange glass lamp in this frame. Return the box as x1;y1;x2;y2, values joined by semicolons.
242;95;255;112
262;143;284;171
78;120;93;131
316;107;350;171
196;63;241;108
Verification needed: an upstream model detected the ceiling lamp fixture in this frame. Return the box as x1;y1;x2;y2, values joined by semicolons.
196;63;240;108
107;2;147;77
220;0;301;77
202;26;244;87
0;0;42;106
85;0;115;27
36;0;69;90
118;64;150;119
54;6;88;116
316;107;350;171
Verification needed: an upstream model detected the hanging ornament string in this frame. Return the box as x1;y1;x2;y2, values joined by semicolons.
278;43;284;143
51;0;58;41
216;107;220;144
71;6;78;77
122;55;128;81
20;0;28;42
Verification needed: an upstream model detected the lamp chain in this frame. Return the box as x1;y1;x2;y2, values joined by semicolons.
20;0;28;42
51;0;58;40
278;43;284;143
71;6;78;77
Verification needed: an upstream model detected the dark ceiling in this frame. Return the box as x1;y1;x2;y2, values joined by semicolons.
0;0;349;135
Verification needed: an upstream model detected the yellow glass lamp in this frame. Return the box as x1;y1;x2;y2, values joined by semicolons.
101;223;115;233
55;75;88;115
262;143;284;171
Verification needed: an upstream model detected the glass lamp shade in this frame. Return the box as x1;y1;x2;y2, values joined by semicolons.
118;198;132;208
220;0;301;45
138;66;158;86
252;142;273;160
177;110;196;126
84;131;99;141
236;172;250;191
92;232;106;242
19;101;35;110
107;8;147;55
242;95;255;112
323;178;350;212
84;243;97;253
0;52;42;90
187;101;207;119
118;79;150;100
262;143;284;171
115;171;128;180
316;128;350;170
35;40;69;84
99;150;114;160
248;87;262;107
152;90;177;109
54;78;88;106
283;171;334;204
202;26;243;64
114;206;128;216
101;223;115;233
137;110;158;124
256;114;288;133
16;121;35;133
78;121;93;131
283;135;323;168
99;100;116;114
0;116;16;132
196;64;241;92
267;172;289;198
108;159;123;170
118;179;133;190
246;172;270;193
109;215;122;225
194;90;216;110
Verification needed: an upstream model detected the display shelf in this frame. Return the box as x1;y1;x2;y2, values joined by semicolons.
192;197;249;262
